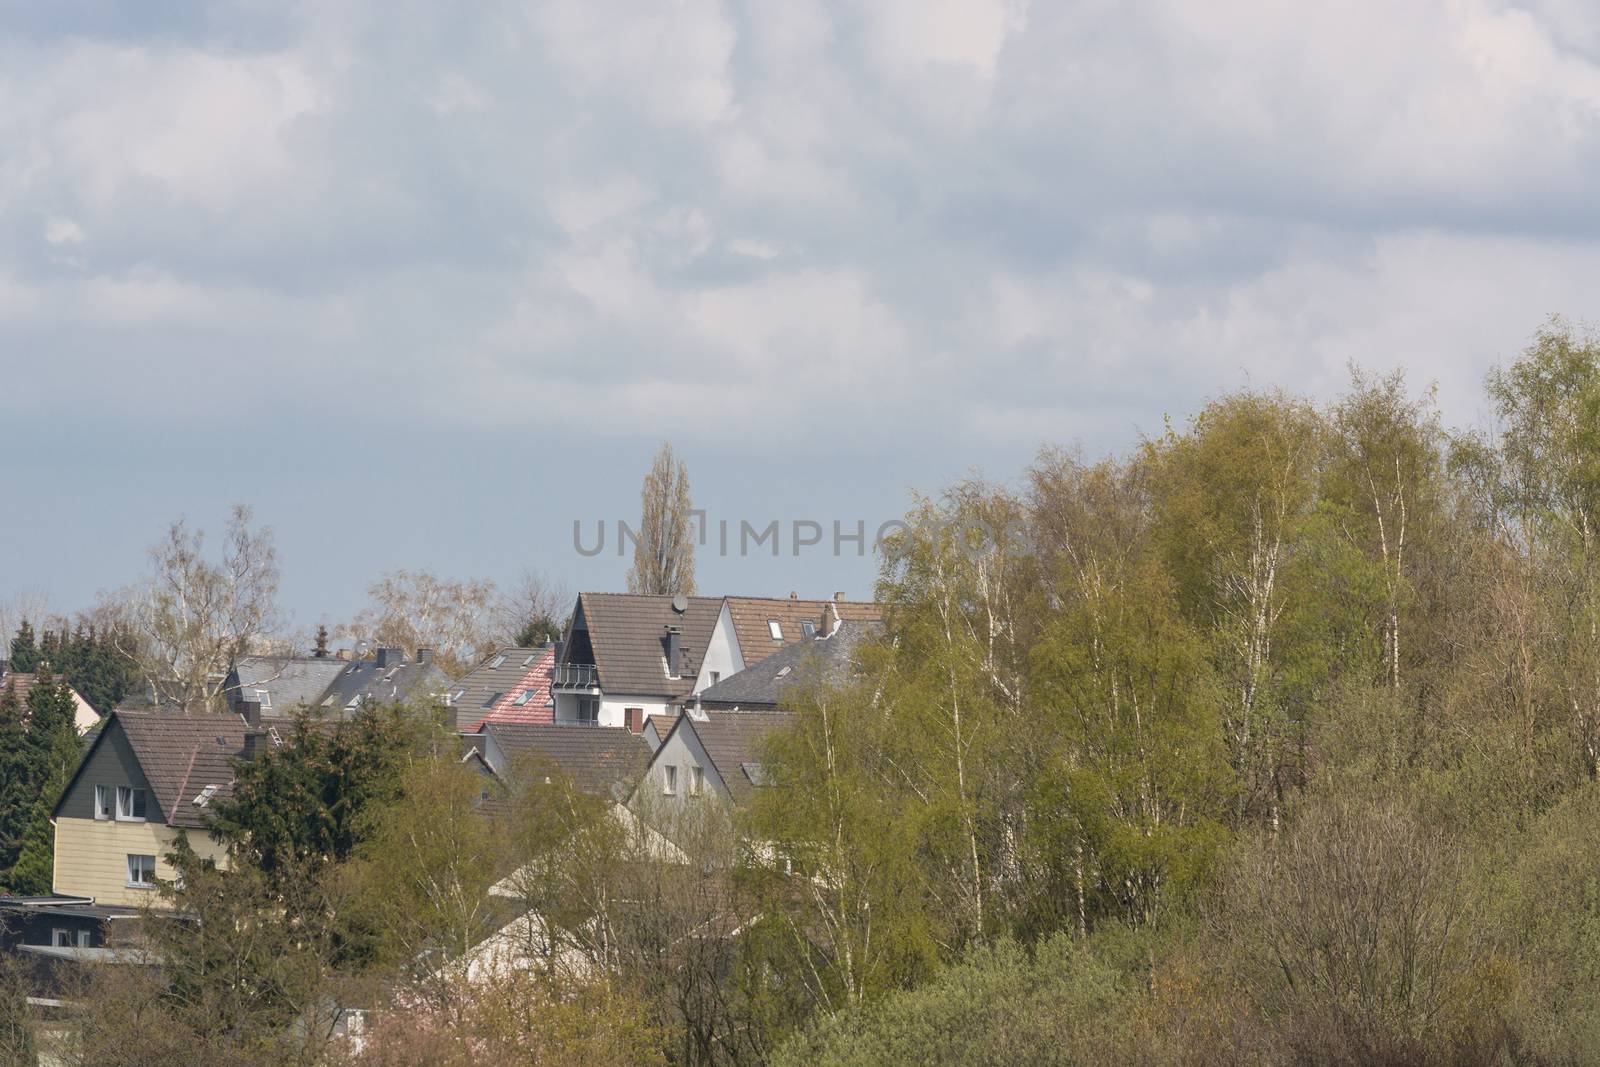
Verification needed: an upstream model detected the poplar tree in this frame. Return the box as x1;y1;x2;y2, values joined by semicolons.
627;441;696;596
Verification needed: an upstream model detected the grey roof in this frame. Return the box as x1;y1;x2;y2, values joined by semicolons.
91;710;251;829
316;650;449;718
696;621;874;709
228;656;348;714
570;593;723;700
479;722;650;798
680;710;794;807
447;646;552;730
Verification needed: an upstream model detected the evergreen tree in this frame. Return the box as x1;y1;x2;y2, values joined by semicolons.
0;682;29;889
10;668;84;895
6;623;37;673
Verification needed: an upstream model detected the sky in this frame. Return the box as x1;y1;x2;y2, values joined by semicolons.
3;0;1600;635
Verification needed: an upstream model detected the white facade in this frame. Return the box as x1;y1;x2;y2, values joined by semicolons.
693;601;746;693
551;690;670;729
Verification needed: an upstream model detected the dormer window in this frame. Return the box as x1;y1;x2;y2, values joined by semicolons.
767;619;783;640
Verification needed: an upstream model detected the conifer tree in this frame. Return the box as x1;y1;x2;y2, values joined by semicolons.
7;622;38;673
10;668;84;895
0;681;29;889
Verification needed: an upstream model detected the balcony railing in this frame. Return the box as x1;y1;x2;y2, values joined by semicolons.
551;663;600;690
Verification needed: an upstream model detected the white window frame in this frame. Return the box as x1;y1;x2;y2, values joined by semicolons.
126;854;156;888
52;928;73;948
254;687;272;709
767;619;783;640
94;784;113;820
116;786;147;822
690;766;704;796
663;765;677;795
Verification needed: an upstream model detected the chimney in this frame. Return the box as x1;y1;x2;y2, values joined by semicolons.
375;647;406;669
663;626;682;677
416;647;434;665
625;707;644;734
313;625;330;659
240;701;265;760
834;591;845;602
790;591;798;600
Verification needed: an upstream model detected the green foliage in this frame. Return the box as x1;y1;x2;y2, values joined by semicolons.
0;683;29;887
208;704;424;882
514;612;565;648
2;666;82;894
6;623;37;674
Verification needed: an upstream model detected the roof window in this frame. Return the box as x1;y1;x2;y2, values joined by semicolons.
767;619;783;640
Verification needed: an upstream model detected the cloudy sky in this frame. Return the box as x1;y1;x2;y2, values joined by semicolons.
3;0;1599;632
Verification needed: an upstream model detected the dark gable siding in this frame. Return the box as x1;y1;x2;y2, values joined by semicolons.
54;721;161;823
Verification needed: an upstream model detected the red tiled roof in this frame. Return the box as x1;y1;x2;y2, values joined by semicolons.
469;647;556;731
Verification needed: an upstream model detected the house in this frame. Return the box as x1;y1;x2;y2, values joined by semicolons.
551;593;730;729
632;709;792;816
222;653;347;719
696;620;874;712
312;647;449;719
0;667;102;735
446;645;556;731
472;721;650;800
718;593;882;668
48;707;273;907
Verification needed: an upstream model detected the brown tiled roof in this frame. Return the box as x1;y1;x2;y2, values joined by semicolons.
684;710;794;807
113;709;253;830
469;647;556;731
646;713;679;744
576;593;722;699
481;722;650;798
724;597;882;666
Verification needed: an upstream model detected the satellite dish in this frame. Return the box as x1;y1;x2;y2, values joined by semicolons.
671;594;688;614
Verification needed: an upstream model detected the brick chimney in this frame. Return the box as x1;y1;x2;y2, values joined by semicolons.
625;707;644;733
416;647;434;665
375;647;406;668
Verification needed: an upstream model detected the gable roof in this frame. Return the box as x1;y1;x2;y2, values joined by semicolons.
723;596;882;665
449;646;554;731
470;647;556;731
227;656;347;714
479;722;650;798
573;593;723;699
697;621;874;709
680;710;794;807
53;710;254;829
0;670;97;723
316;650;449;717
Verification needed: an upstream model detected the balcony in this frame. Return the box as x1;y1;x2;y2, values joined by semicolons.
550;663;600;691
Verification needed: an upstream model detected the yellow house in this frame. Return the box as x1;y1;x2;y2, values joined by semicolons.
50;709;248;907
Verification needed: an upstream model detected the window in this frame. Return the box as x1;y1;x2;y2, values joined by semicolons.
513;689;534;707
94;785;113;820
254;687;272;709
767;619;783;640
116;786;147;822
489;655;507;670
53;929;73;948
576;697;599;726
709;671;720;685
690;766;705;796
126;854;156;888
802;620;816;638
664;765;678;795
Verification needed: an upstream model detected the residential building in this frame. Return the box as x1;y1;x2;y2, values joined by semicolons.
633;709;792;816
472;721;650;800
0;667;102;735
48;707;273;907
550;593;729;729
312;647;449;719
222;653;347;719
446;645;556;731
696;620;875;711
719;593;882;667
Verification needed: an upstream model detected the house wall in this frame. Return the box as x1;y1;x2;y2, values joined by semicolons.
52;818;229;907
631;720;730;815
693;602;745;694
57;724;160;822
552;691;670;729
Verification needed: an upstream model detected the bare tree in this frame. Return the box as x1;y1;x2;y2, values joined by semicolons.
495;568;571;647
627;442;696;596
116;504;281;712
343;569;498;676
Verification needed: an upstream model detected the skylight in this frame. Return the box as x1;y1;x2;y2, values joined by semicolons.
489;655;507;669
767;619;783;640
513;689;533;707
802;621;816;638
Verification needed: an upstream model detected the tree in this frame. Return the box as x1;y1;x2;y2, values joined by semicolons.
116;504;281;711
495;568;571;647
0;950;37;1067
342;570;498;677
8;667;83;894
208;705;423;885
0;682;29;889
627;441;696;596
6;623;38;673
